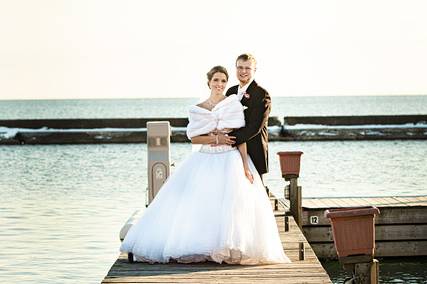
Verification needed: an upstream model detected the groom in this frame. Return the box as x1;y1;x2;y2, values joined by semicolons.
221;53;272;181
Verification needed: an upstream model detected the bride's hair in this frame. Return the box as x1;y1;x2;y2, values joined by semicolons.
207;66;229;83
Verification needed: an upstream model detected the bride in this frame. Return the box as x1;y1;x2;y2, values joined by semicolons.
120;66;290;265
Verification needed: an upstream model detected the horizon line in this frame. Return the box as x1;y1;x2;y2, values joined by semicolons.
1;93;427;101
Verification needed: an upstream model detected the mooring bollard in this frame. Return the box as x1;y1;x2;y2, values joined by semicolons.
277;151;303;228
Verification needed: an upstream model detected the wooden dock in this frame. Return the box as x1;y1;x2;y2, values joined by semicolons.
301;195;427;259
102;200;332;283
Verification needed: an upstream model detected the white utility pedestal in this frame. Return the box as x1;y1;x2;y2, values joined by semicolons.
147;121;171;205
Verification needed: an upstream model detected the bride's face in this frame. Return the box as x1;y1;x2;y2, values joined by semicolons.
209;72;228;95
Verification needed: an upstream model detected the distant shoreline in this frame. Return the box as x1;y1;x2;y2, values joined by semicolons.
1;115;426;145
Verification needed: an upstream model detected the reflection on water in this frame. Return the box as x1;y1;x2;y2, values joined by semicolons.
0;141;426;283
322;258;427;284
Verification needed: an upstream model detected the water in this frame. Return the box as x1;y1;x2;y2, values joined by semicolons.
0;96;426;283
0;144;148;283
1;141;426;283
1;95;427;119
322;258;427;283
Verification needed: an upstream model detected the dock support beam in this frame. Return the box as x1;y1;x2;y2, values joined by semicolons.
289;178;302;228
354;259;379;284
342;256;379;284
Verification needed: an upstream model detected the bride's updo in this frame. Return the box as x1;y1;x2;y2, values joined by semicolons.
207;66;229;83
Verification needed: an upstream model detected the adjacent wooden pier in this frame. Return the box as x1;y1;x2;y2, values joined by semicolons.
301;195;427;259
101;201;332;283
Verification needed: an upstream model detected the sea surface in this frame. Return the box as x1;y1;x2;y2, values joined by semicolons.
0;96;426;283
1;95;427;119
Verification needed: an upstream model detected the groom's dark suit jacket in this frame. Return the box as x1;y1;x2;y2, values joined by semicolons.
226;80;271;176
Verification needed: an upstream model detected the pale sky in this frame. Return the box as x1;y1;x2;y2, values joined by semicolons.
1;0;426;100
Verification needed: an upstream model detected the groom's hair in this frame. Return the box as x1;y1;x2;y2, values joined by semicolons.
236;53;257;66
207;66;229;82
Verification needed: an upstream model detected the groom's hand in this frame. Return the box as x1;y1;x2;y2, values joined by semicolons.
208;131;235;146
217;133;235;145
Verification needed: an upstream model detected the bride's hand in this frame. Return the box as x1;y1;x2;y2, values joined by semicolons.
244;166;254;184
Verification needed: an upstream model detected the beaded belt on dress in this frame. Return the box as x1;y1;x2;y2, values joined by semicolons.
199;144;235;153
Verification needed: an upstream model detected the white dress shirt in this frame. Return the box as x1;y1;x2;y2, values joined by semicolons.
237;79;254;101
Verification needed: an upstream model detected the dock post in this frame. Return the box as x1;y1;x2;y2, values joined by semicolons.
354;259;379;284
128;252;134;263
284;216;289;232
342;258;379;284
298;242;305;260
289;179;302;228
277;151;304;228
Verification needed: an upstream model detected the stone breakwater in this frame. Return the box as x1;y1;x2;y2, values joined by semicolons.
0;115;426;145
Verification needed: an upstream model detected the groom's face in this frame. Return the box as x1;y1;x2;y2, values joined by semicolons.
236;59;256;86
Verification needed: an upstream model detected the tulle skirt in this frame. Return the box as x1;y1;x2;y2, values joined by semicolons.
120;146;290;265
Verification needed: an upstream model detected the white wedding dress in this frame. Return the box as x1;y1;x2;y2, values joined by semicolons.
120;95;290;265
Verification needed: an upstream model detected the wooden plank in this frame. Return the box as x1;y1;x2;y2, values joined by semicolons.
393;196;410;203
341;197;365;207
313;198;330;208
277;198;290;211
302;196;427;209
329;198;342;207
106;270;334;276
302;198;325;208
374;197;390;205
394;196;427;206
106;270;329;276
312;240;427;259
416;196;427;202
303;227;333;242
369;197;395;207
303;198;343;208
391;197;410;206
303;224;427;242
408;196;427;206
340;198;360;207
376;224;427;241
302;207;427;226
375;240;427;257
102;276;331;284
361;197;384;207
